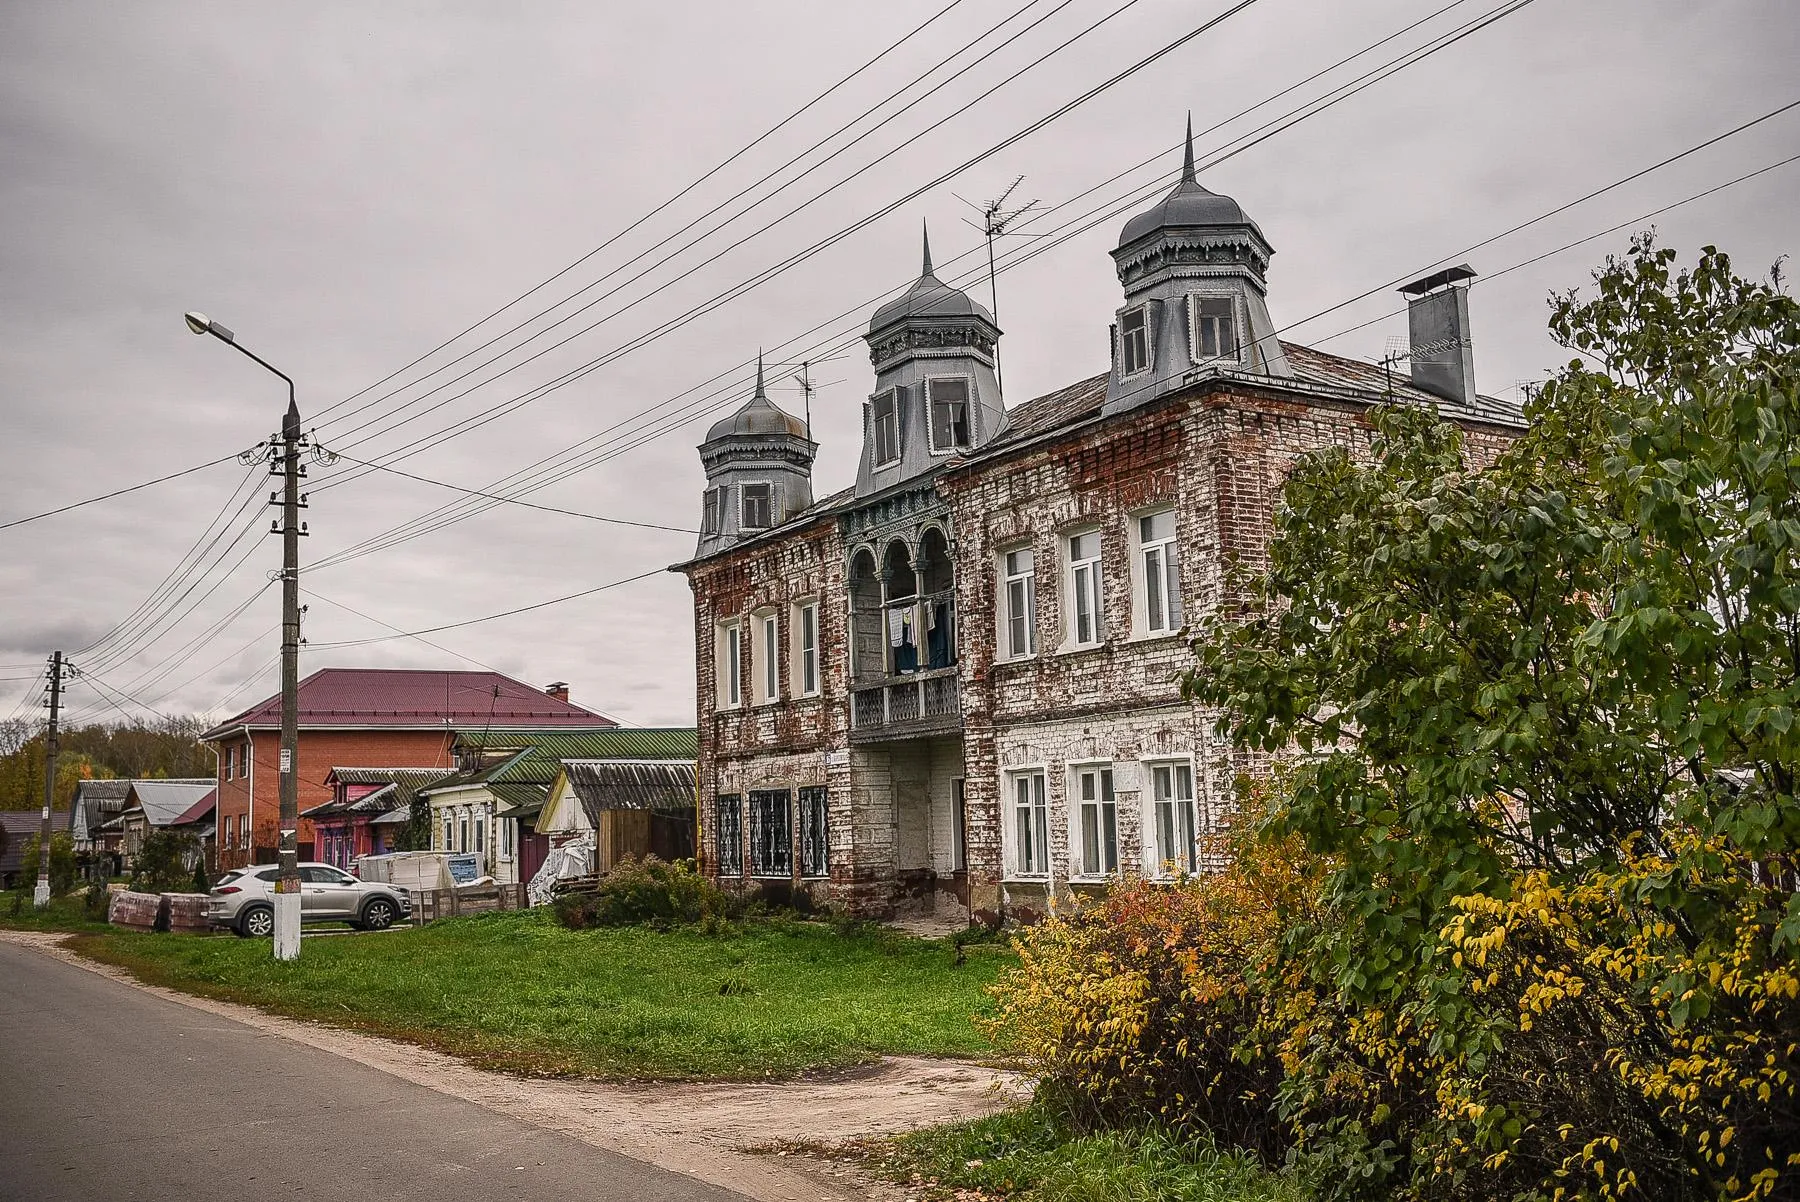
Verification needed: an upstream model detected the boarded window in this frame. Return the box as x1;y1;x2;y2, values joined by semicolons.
748;789;792;877
798;786;829;878
714;794;742;877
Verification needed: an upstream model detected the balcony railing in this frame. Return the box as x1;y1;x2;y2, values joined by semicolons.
849;666;961;741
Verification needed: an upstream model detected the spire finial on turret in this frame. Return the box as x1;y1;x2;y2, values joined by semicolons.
1182;112;1196;185
754;349;766;398
921;220;933;277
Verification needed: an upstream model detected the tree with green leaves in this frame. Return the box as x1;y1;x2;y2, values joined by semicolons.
1184;237;1800;1199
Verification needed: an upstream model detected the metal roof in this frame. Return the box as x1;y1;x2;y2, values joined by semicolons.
307;768;449;820
201;668;620;740
561;759;697;823
451;728;698;761
122;780;216;828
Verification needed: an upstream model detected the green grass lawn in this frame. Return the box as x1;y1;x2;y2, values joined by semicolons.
869;1107;1313;1202
65;908;1009;1080
0;891;111;934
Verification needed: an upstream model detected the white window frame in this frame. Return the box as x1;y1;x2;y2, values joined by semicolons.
868;389;900;468
1133;506;1184;636
740;482;774;531
499;814;513;861
925;374;975;454
1000;545;1037;660
1186;289;1245;366
754;609;781;705
1064;528;1104;649
1070;761;1118;880
792;600;820;698
716;618;743;709
1119;305;1152;377
1005;767;1050;880
1143;758;1199;878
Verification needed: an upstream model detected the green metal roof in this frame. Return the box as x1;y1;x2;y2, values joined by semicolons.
449;728;698;761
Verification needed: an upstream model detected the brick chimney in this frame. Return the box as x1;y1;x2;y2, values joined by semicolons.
545;682;570;703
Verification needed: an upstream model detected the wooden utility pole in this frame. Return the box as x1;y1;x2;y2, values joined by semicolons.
33;651;64;908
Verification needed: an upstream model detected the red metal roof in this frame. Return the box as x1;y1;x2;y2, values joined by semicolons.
202;668;618;741
171;789;218;826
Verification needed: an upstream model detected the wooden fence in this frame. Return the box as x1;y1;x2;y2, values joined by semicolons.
410;882;528;924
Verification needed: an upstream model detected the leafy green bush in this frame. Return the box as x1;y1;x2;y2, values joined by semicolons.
10;831;78;898
551;856;736;929
128;829;200;894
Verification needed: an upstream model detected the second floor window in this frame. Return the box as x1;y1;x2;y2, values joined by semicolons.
1075;765;1117;877
795;602;819;696
741;483;773;531
1139;509;1184;634
1003;547;1036;658
1120;307;1150;376
718;621;742;707
928;377;972;452
1068;530;1104;646
757;612;780;704
870;390;900;466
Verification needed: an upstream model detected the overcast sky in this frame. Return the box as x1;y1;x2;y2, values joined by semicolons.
1;0;1794;731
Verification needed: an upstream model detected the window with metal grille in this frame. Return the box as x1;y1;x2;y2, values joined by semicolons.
798;786;828;878
928;376;972;452
714;794;742;876
748;789;792;876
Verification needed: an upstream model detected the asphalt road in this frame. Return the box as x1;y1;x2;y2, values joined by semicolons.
0;942;747;1202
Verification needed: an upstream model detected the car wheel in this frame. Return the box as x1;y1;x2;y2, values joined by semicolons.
239;905;274;939
360;897;397;931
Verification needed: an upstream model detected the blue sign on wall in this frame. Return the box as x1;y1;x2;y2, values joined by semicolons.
447;854;480;885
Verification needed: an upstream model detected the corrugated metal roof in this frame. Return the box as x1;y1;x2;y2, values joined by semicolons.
122;780;216;828
561;759;697;823
201;668;621;740
308;768;451;820
452;728;698;761
1279;342;1525;426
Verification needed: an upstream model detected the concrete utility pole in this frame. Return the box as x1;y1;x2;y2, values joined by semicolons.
186;311;305;960
33;650;65;908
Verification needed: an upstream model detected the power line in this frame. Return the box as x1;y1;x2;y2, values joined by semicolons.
327;454;698;533
305;568;668;648
302;0;1539;572
307;0;1270;483
307;0;969;429
300;588;509;674
0;454;237;535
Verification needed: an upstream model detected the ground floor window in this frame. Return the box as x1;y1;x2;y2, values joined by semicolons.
748;789;793;877
1075;764;1117;877
798;786;829;878
1009;769;1048;878
714;794;742;876
1149;761;1198;876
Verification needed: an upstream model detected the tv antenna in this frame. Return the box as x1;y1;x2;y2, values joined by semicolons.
791;362;818;442
958;176;1038;399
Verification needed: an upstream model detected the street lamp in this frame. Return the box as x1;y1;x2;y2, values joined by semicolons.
187;311;304;961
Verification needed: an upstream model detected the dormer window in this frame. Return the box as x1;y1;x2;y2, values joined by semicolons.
1190;294;1239;362
869;390;900;467
741;483;773;531
1120;307;1151;376
701;487;722;535
927;377;973;453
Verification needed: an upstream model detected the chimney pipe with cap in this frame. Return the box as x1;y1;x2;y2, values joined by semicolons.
545;682;570;703
1397;264;1478;406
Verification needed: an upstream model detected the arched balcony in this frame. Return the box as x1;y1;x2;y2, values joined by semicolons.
848;527;960;741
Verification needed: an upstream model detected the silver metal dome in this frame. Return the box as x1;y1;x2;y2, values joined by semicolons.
867;226;993;334
704;354;810;442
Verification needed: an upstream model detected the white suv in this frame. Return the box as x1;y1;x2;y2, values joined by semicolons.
208;863;411;937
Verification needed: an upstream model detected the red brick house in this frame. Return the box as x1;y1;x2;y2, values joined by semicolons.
676;131;1525;919
201;668;617;870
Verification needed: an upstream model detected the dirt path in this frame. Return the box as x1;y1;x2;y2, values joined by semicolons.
1;930;1026;1201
